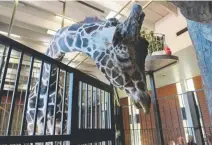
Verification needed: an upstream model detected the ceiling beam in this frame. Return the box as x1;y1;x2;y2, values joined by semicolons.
156;1;178;16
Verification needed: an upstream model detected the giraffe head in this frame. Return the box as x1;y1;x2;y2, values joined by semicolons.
115;3;150;113
99;4;151;113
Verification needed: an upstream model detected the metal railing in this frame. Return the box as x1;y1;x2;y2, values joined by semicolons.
119;89;211;145
0;34;116;145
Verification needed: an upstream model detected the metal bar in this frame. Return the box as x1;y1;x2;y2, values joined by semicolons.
108;91;111;129
85;83;88;129
0;35;113;92
149;108;155;145
0;135;71;144
130;105;136;145
20;56;34;135
149;71;164;145
142;0;152;9
110;86;115;145
32;61;44;135
67;73;79;144
114;1;131;18
0;0;18;79
79;81;83;129
61;71;67;135
20;1;76;23
99;89;102;129
67;52;81;66
104;91;106;129
91;86;93;128
6;51;23;135
75;56;88;68
68;74;79;144
43;64;52;136
95;87;97;129
0;46;12;92
67;73;74;135
52;68;60;135
61;1;66;28
152;61;178;73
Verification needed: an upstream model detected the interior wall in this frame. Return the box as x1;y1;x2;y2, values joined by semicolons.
154;8;192;54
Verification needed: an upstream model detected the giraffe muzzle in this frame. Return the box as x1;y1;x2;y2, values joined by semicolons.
133;91;151;114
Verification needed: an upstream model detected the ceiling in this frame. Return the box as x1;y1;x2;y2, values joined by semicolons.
0;0;180;91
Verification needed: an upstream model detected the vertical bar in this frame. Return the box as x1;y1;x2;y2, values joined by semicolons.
91;86;93;129
61;71;67;135
130;105;136;145
43;64;52;135
85;83;88;129
95;87;97;129
149;72;164;145
52;68;60;135
6;51;23;135
67;73;79;144
108;91;111;129
99;90;102;129
32;61;44;135
110;86;115;145
149;109;155;145
184;91;205;144
0;46;12;98
78;82;82;129
20;56;34;135
103;91;105;129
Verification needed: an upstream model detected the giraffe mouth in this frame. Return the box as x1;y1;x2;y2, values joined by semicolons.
116;55;131;63
133;100;150;114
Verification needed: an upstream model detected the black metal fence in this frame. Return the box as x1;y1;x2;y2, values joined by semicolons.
120;89;212;145
0;34;116;145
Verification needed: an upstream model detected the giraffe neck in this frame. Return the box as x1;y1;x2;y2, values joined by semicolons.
39;19;118;96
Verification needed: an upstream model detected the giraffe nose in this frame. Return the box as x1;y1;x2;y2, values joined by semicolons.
133;91;151;114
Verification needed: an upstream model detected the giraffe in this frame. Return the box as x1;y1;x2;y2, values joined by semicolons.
25;3;151;141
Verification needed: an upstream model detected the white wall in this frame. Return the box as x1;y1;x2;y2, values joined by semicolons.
155;8;193;54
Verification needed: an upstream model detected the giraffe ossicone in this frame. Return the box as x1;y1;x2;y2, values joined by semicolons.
26;3;151;137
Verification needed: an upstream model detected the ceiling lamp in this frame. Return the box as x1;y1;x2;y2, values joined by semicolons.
106;11;121;20
47;29;56;35
43;42;49;46
10;34;20;38
0;31;20;38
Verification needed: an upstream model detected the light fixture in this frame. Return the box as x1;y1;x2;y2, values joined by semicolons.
0;31;20;38
10;34;20;38
43;42;49;46
64;19;75;25
56;15;75;25
106;11;121;20
47;29;56;35
0;31;7;35
55;15;62;20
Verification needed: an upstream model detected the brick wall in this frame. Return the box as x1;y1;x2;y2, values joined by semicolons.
118;75;211;145
120;98;131;145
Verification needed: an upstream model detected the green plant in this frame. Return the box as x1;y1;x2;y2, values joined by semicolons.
140;30;165;55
